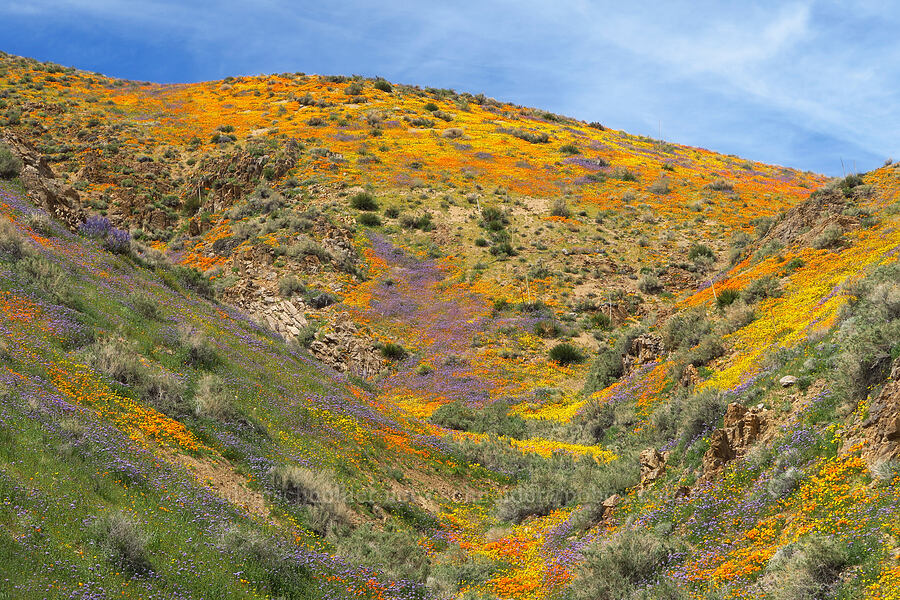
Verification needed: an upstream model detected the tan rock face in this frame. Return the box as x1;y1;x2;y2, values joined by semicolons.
702;403;768;476
2;131;84;229
624;334;663;373
224;279;384;378
639;447;668;488
680;364;700;388
308;312;385;378
861;360;900;465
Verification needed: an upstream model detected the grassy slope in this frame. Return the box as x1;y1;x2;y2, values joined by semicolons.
0;51;898;599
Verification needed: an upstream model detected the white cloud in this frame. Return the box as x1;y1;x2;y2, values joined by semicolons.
1;0;896;171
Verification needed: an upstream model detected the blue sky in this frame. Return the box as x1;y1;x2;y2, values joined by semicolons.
2;0;897;175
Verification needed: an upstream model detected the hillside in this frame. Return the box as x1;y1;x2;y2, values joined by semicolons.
0;50;898;600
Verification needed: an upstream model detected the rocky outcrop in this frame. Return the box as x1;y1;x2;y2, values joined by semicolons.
224;280;384;377
187;140;300;212
600;493;621;519
860;360;900;466
623;334;663;373
679;364;700;388
639;447;668;488
308;312;384;378
223;280;309;340
760;187;860;249
703;403;768;475
1;130;84;229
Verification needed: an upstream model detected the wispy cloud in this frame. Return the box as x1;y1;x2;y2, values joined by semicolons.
0;0;896;174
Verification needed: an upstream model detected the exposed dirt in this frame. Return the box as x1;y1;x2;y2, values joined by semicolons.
165;449;271;519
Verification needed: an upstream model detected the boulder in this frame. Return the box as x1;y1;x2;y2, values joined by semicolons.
779;375;798;388
639;448;667;487
703;403;768;475
600;494;621;518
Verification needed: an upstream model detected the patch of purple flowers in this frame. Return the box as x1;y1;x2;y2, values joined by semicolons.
78;215;131;254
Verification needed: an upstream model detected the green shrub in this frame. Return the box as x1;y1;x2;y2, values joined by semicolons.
638;274;663;294
533;320;563;338
688;244;714;261
372;79;392;93
358;212;381;226
452;434;535;476
572;454;641;528
287;238;333;262
129;292;161;320
740;276;781;304
837;173;864;197
587;312;612;330
679;388;725;442
87;339;188;416
784;257;805;273
0;217;27;260
278;275;306;298
559;143;580;155
716;287;740;308
399;212;433;231
336;522;429;582
501;127;549;143
648;177;671;195
430;400;525;438
429;553;507;597
569;399;614;443
408;116;434;128
0;144;21;179
707;178;734;191
479;206;508;231
91;511;152;574
572;528;684;600
764;535;852;600
178;324;219;369
384;206;400;218
549;343;585;366
495;470;574;523
612;167;638;182
15;254;84;310
344;81;363;95
686;333;725;366
193;374;236;421
752;216;774;238
219;526;318;599
663;309;711;351
722;301;756;333
269;465;349;525
583;342;624;394
430;401;476;432
812;224;844;249
833;262;900;398
768;464;804;499
381;342;407;361
549;198;571;218
170;265;215;298
350;191;378;211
